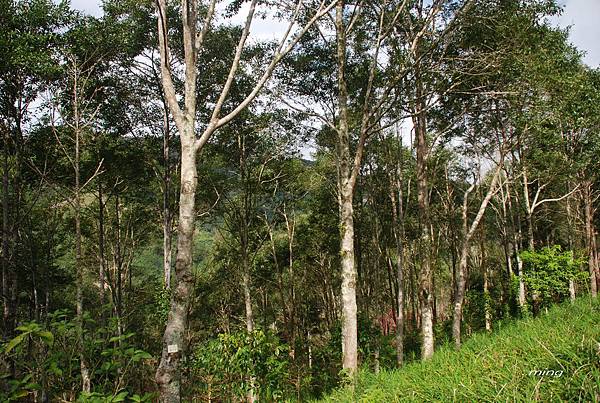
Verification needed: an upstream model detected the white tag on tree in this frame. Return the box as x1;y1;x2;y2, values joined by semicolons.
167;344;179;354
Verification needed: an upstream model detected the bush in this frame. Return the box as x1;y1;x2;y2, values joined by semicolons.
520;245;587;309
0;311;154;401
191;329;292;401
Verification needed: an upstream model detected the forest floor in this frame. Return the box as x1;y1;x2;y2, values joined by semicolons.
320;297;600;402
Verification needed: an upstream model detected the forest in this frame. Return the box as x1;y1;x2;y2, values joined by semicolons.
1;0;599;401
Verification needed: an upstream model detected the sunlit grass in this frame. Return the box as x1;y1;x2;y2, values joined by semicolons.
320;297;600;402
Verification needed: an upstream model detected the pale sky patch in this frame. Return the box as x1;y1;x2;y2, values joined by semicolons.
555;0;600;67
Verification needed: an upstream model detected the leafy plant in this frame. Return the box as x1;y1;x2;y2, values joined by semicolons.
520;246;587;309
191;329;292;401
0;311;154;401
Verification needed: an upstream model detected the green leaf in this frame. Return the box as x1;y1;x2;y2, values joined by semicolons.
11;390;28;399
111;391;128;402
132;350;152;362
37;330;54;345
4;333;27;354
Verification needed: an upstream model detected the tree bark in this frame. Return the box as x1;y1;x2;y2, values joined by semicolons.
335;0;358;375
155;139;197;401
242;256;254;333
163;103;172;289
339;187;358;372
414;77;434;360
2;128;10;337
71;64;91;393
389;158;405;366
584;181;598;298
98;182;106;309
505;166;526;309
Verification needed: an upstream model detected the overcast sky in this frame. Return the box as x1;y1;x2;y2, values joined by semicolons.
555;0;600;66
70;0;599;67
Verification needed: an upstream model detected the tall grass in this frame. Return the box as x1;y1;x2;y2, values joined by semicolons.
321;297;600;402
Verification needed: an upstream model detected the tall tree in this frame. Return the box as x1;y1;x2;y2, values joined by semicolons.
153;1;334;399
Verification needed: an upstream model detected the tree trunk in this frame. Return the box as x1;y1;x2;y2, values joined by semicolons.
453;230;471;340
163;104;172;289
339;187;358;372
452;163;502;347
483;266;491;332
566;195;576;302
74;112;91;394
242;253;256;403
2;123;18;346
584;181;598;298
414;82;434;360
155;139;197;401
335;0;358;375
2;128;10;337
388;131;406;367
69;65;92;393
114;194;124;338
242;259;254;333
506;171;526;309
98;182;106;309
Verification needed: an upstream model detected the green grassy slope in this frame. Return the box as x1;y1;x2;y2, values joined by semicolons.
321;298;600;402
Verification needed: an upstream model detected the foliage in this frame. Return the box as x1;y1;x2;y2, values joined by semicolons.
520;246;587;308
191;329;292;401
0;311;154;401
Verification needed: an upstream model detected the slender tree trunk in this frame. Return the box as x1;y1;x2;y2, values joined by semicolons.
389;176;404;366
452;163;502;347
339;187;358;372
242;255;254;333
566;194;576;302
584;181;598;297
482;234;491;332
74;103;91;393
414;79;434;360
452;244;468;348
2;122;19;346
115;194;124;337
506;170;526;309
155;138;197;401
526;211;535;250
284;208;297;348
98;182;106;309
242;250;256;403
335;0;358;375
163;105;172;289
75;197;91;392
2;129;10;337
521;158;535;251
67;64;92;393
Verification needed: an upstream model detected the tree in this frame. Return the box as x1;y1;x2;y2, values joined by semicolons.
0;0;72;343
153;1;335;399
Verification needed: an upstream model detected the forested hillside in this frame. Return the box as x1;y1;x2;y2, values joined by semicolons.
1;0;599;401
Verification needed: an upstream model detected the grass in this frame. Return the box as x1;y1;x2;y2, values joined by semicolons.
320;297;600;402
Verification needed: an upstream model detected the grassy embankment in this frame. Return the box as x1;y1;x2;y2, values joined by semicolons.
321;297;600;402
